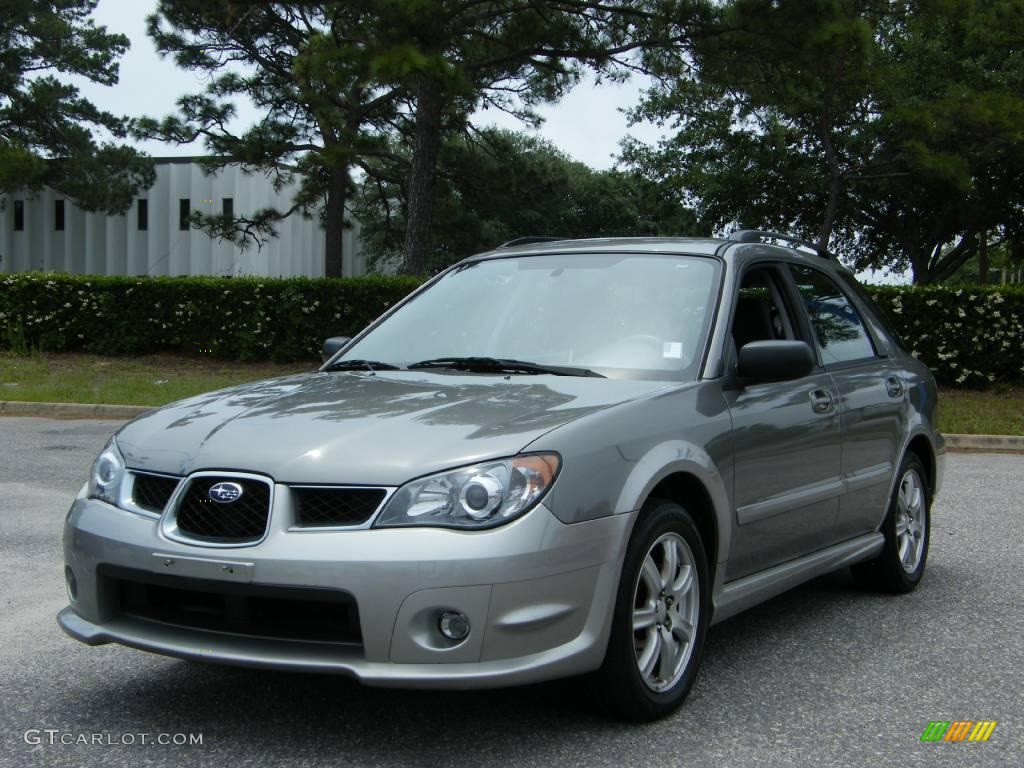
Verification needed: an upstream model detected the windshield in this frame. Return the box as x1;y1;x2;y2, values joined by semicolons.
337;253;720;380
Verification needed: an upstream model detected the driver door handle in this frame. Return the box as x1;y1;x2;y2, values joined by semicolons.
809;389;835;415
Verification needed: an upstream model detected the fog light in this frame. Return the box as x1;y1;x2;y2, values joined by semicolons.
438;611;470;641
65;566;77;600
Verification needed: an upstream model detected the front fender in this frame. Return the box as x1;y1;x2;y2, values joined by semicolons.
612;440;732;566
525;381;734;566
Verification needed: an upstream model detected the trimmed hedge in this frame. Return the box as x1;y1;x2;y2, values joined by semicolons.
1;273;1022;384
0;273;422;362
868;285;1024;387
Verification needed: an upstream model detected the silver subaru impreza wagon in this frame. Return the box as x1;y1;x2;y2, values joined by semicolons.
59;232;943;720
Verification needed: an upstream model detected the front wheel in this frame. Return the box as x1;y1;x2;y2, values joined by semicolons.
596;499;710;721
852;453;931;593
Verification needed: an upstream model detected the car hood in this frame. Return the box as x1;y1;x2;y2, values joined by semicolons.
116;371;673;485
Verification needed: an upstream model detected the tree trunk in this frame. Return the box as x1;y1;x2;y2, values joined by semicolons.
910;249;932;284
978;231;988;284
324;167;347;278
403;76;443;275
816;177;840;254
816;119;841;254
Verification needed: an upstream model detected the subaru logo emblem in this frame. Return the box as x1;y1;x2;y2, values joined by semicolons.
208;481;243;503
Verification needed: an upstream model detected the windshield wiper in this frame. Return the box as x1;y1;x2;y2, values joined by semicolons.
323;359;401;372
407;356;605;378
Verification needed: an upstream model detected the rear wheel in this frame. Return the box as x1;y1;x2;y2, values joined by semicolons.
596;499;709;721
852;453;931;593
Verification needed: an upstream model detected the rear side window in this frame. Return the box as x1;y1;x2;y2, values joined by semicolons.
836;272;905;351
789;264;877;365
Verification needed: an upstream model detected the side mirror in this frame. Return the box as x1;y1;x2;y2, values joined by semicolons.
321;336;351;363
737;340;814;384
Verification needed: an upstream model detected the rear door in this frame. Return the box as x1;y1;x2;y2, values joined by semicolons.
723;263;843;580
786;264;903;540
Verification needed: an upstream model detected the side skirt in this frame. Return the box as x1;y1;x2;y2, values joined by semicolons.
710;533;883;625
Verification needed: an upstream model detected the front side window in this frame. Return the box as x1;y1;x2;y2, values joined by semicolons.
789;264;876;365
339;253;720;380
13;200;24;231
54;199;65;231
731;267;796;350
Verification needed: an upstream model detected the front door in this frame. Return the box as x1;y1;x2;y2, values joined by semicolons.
723;264;843;580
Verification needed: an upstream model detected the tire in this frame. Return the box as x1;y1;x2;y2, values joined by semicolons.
595;498;710;721
852;453;931;593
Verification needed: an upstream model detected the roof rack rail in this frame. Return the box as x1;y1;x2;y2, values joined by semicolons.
498;236;566;248
728;229;832;259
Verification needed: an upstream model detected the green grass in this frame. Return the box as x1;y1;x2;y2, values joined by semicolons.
1;352;1022;435
0;352;312;407
938;388;1024;436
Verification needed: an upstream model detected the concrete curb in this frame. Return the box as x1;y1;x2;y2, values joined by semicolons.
0;400;152;420
2;400;1023;454
942;433;1024;454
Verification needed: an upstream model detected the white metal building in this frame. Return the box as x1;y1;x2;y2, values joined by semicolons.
0;157;367;278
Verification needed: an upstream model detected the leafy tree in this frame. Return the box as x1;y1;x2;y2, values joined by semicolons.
137;1;405;277
372;0;708;274
0;0;154;213
140;1;710;276
356;128;697;271
623;0;1024;284
623;0;885;252
849;0;1024;283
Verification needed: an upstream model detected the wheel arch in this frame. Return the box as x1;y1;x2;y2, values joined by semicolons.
905;433;936;494
613;441;731;574
644;472;719;583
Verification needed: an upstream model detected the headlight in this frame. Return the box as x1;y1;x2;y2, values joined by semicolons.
375;453;560;530
87;437;126;506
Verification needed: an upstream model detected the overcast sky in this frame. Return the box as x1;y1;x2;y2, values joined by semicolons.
78;0;664;170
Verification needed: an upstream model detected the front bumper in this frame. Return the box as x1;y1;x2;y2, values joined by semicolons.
59;494;633;689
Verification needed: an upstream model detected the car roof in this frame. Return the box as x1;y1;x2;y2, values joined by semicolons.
463;236;851;274
470;236;725;258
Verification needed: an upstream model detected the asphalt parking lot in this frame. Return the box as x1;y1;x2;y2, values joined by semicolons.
1;416;1021;768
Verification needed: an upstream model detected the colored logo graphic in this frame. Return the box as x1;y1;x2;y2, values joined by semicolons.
920;720;997;742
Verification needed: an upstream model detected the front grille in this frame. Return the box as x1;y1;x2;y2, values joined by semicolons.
131;472;179;513
174;476;271;542
293;487;387;527
102;565;362;646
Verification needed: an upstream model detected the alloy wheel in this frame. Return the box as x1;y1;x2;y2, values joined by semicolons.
894;469;927;573
632;532;700;692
